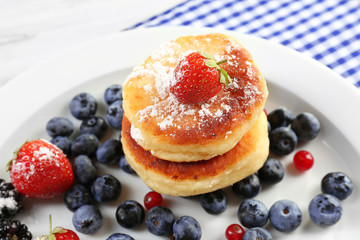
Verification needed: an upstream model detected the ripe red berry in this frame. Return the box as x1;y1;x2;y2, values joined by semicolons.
53;228;79;240
225;223;245;240
36;215;80;240
8;139;74;199
170;52;231;104
144;191;163;210
293;150;314;171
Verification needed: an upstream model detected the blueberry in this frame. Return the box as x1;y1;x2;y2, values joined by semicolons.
96;139;123;164
50;136;72;155
80;116;108;139
321;172;353;200
64;184;93;212
69;92;97;120
291;112;320;142
200;189;228;215
267;106;294;129
173;216;201;240
106;100;124;130
232;174;261;199
242;227;273;240
269;127;298;156
73;155;97;184
104;84;123;105
72;204;103;234
116;200;145;229
258;157;284;184
91;174;121;203
71;133;99;157
119;155;135;174
269;199;302;232
46;117;74;137
308;193;342;226
145;206;175;236
238;199;268;228
106;233;134;240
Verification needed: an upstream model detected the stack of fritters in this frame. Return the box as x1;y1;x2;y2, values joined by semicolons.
121;33;269;196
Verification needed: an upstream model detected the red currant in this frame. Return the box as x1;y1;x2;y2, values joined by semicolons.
293;150;314;171
144;191;163;210
225;224;244;240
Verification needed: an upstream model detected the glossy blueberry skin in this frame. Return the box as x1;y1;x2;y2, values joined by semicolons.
173;216;202;240
46;117;74;137
267;106;294;129
232;174;261;199
308;193;342;226
71;133;99;157
269;199;302;232
73;155;97;184
238;199;268;228
72;204;103;234
104;84;123;105
258;158;284;184
91;174;121;203
116;200;145;229
69;92;97;120
96;139;123;164
106;233;134;240
64;184;93;212
200;189;228;215
242;227;273;240
321;172;353;200
80;116;108;139
145;206;175;236
50;136;72;155
269;127;298;156
119;155;135;174
106;100;124;130
291;112;320;142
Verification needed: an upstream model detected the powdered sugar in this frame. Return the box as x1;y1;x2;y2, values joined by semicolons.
10;140;65;180
128;35;264;134
34;146;56;161
0;197;17;210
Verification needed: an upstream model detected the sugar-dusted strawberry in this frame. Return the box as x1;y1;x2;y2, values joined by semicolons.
34;215;80;240
170;51;232;104
7;139;74;199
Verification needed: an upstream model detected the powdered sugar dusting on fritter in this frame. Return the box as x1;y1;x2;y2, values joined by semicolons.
128;35;264;134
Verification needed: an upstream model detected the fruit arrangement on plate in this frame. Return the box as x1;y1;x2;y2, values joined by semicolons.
1;33;354;239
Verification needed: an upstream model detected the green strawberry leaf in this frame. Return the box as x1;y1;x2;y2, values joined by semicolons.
201;52;215;61
219;68;232;85
202;51;232;86
205;60;218;68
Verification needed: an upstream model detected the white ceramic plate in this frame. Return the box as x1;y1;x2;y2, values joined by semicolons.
0;27;359;239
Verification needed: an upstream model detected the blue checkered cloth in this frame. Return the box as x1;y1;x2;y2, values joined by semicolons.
128;0;360;88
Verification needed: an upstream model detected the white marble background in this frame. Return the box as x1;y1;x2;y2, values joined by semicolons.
0;0;184;88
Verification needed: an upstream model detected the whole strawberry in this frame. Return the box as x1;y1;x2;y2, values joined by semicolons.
35;228;79;240
8;139;74;199
35;215;80;240
170;51;231;104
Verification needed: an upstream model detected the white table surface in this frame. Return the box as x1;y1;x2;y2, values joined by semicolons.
0;0;184;88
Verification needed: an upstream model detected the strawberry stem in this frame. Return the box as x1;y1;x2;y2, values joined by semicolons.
201;51;232;86
49;215;55;240
216;59;228;65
